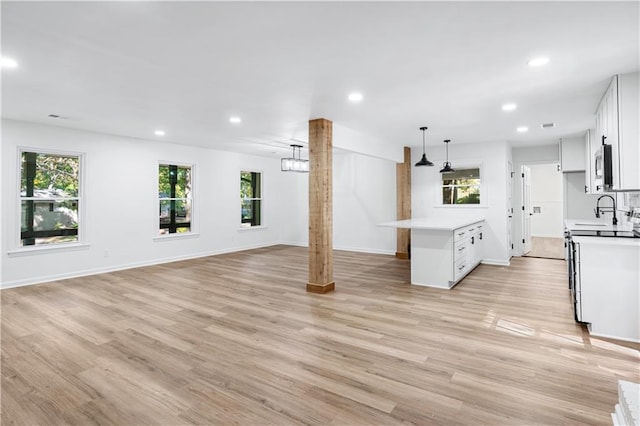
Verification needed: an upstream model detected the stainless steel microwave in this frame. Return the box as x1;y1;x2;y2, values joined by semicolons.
594;141;613;191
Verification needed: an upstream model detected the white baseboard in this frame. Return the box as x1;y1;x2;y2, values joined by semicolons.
481;258;511;266
2;242;396;290
1;242;279;290
333;245;395;256
277;241;395;256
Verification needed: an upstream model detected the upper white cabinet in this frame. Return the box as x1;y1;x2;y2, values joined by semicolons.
559;136;586;172
584;129;595;193
593;72;639;192
617;72;639;191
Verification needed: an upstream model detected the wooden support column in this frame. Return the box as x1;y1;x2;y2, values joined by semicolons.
396;146;411;259
307;118;335;294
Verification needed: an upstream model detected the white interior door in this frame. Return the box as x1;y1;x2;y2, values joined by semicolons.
507;161;513;258
522;165;532;255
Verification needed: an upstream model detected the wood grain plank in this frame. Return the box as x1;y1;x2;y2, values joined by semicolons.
2;246;638;425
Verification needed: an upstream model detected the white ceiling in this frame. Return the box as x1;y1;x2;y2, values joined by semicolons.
1;1;638;158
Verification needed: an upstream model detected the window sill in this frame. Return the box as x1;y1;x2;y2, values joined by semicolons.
153;233;200;242
238;226;268;231
434;204;488;209
7;243;91;258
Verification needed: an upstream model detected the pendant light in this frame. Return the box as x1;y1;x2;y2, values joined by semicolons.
281;144;309;172
439;139;455;173
415;126;434;167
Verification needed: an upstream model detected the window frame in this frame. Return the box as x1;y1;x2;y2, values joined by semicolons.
436;162;487;208
157;161;195;237
14;147;86;252
240;169;264;229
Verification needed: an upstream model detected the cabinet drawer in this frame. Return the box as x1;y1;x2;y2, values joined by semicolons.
454;222;483;242
454;239;468;261
454;256;468;280
454;227;469;242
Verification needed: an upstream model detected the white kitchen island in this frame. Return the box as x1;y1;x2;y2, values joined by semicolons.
380;217;485;289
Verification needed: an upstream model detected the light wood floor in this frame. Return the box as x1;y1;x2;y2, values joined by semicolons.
525;236;566;259
2;246;639;425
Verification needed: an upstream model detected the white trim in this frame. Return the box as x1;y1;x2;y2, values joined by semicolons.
157;162;196;235
237;226;268;231
481;258;511;266
279;241;308;247
1;241;278;289
333;245;395;256
240;168;265;228
435;160;487;207
7;243;91;258
531;233;564;238
586;328;640;344
153;232;200;242
15;147;86;250
433;205;488;209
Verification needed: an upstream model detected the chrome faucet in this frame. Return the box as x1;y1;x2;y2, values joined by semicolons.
595;195;618;225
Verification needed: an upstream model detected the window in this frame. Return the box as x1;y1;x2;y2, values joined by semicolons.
442;167;481;205
19;151;81;246
159;164;192;235
240;171;262;228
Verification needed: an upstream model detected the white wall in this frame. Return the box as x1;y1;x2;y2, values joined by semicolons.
1;120;397;288
333;151;395;254
279;149;397;255
1;120;290;288
564;172;600;220
512;143;559;255
411;140;511;265
529;163;563;238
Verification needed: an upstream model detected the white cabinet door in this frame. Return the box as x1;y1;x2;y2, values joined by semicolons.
522;166;532;255
560;137;586;172
584;130;596;194
474;227;484;265
617;72;640;191
577;240;640;342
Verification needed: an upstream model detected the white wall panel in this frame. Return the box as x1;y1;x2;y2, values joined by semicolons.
412;140;511;265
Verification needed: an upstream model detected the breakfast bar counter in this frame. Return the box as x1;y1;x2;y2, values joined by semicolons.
380;217;485;288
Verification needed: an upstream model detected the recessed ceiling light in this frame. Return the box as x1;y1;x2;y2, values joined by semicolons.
517;126;529;133
154;130;165;136
502;103;517;112
528;57;549;67
348;92;363;102
229;116;242;124
0;56;18;69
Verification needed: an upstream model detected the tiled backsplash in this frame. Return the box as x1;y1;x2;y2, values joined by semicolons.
624;192;640;208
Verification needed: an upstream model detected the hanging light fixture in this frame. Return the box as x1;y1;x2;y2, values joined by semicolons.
439;139;455;174
281;144;309;172
415;126;434;167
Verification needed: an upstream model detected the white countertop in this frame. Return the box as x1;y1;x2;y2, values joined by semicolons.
379;216;485;231
564;219;633;232
565;219;640;245
572;236;640;246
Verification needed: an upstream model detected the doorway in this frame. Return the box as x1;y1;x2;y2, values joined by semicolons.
521;163;564;259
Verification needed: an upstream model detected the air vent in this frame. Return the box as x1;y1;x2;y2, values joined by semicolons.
48;114;60;118
541;122;555;129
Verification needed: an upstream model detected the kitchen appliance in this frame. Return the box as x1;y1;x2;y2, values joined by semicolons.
567;237;583;323
570;229;639;238
594;137;613;191
565;225;638;324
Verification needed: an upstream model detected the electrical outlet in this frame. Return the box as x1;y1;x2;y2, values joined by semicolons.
104;249;110;258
